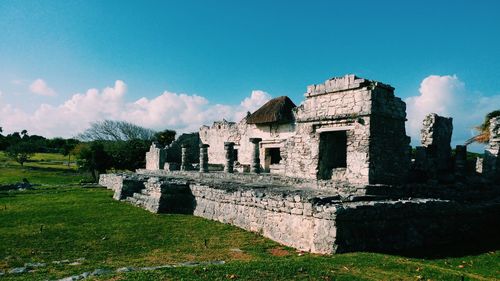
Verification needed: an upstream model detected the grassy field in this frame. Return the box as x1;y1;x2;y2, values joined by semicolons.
0;152;499;280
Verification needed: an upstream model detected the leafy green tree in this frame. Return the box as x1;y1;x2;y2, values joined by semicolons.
6;142;36;166
154;129;176;147
106;139;150;170
75;142;113;182
61;139;80;166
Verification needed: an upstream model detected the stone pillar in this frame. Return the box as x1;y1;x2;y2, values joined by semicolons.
454;145;467;180
421;113;453;180
180;144;189;171
224;142;235;173
483;116;500;181
249;138;262;173
145;142;166;170
199;143;209;173
421;113;453;172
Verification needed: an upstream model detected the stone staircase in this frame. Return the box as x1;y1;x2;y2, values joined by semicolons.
125;178;163;213
124;177;194;214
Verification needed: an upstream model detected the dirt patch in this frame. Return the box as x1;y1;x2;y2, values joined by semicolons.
228;250;253;261
268;247;290;257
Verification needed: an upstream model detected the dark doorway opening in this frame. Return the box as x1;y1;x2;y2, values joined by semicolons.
318;131;347;180
233;149;238;162
268;148;281;164
264;147;282;172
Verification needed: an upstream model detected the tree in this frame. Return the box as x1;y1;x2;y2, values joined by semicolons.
74;142;112;182
154;129;176;147
6;142;36;166
466;110;500;145
62;139;80;167
106;139;150;170
77;120;156;141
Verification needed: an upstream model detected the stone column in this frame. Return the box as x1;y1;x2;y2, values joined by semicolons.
180;144;188;171
249;138;262;173
454;145;467;180
224;142;235;173
199;143;209;173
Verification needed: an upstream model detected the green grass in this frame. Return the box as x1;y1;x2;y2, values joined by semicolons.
0;152;499;280
0;152;86;185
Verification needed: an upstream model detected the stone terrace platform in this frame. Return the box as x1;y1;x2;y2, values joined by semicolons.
99;171;500;254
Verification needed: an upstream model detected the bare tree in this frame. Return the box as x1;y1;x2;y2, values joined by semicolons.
77;120;157;141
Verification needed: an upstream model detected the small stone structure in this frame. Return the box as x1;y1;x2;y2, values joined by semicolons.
145;142;166;170
421;113;453;173
100;74;500;255
201;75;410;186
483;116;500;181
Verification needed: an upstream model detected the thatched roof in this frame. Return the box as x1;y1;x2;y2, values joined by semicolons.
246;96;296;125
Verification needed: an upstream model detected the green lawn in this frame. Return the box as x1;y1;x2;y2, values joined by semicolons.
0;153;499;280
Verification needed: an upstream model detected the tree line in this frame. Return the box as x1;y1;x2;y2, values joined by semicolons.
0;120;195;182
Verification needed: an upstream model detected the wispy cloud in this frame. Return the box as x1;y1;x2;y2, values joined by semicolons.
29;79;57;97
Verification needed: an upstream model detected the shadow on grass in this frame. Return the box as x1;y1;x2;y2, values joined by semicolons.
392;238;500;259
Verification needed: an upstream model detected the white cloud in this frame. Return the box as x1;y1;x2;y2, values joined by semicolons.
29;79;57;97
406;75;500;149
0;80;271;138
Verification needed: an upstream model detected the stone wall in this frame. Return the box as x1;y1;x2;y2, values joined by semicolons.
100;173;500;254
421;113;453;172
483;116;500;181
145;143;166;170
199;118;294;169
98;173;147;200
282;75;410;185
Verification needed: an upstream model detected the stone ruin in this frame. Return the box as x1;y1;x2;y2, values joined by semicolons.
101;74;500;255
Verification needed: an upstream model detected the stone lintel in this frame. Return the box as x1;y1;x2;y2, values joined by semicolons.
224;142;235;148
249;138;262;144
316;126;355;133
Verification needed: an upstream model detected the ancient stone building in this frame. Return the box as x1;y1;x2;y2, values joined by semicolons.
200;75;411;185
199;96;296;173
102;74;500;255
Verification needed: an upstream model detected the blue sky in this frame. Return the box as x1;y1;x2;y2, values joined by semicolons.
0;0;499;149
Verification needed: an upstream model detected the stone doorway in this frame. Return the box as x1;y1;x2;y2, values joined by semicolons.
264;147;282;172
318;131;347;180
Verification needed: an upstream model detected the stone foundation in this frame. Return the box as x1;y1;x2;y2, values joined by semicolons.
99;171;500;254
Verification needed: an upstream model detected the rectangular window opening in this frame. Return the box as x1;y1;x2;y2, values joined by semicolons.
318;131;347;180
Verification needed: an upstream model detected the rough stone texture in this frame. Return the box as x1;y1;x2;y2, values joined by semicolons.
145;142;166;171
99;173;147;200
483;117;500;181
283;75;410;185
180;144;189;171
200;75;410;186
200;119;295;167
101;171;500;254
249;138;262;173
224;142;235;173
421;113;453;172
199;144;209;173
476;157;483;174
